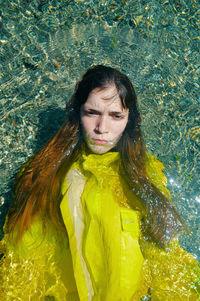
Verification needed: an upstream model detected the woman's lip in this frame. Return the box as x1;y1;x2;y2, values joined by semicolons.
93;139;108;145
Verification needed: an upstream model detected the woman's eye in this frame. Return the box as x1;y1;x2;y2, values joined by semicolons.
85;110;97;116
85;110;102;117
113;115;123;120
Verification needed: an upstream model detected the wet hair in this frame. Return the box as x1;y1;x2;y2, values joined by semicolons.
7;65;185;247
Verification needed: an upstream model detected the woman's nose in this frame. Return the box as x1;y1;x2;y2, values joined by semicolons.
95;116;108;133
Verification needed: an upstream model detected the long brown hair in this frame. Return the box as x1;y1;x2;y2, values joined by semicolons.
7;65;186;247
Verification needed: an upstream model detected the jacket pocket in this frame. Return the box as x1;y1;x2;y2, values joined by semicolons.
120;209;140;237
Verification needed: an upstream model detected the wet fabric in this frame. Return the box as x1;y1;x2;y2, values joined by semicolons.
0;151;199;300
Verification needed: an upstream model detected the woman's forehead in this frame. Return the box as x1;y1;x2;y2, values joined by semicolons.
91;85;118;100
85;96;123;112
84;86;127;112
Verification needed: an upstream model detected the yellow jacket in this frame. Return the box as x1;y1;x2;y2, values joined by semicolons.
0;152;199;300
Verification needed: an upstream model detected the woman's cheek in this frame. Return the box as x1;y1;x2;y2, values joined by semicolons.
112;120;127;137
81;116;93;134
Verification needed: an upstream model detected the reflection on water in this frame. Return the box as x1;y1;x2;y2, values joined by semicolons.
0;0;199;259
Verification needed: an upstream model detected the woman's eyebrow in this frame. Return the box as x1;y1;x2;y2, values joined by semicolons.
84;107;127;115
109;111;124;115
84;107;99;112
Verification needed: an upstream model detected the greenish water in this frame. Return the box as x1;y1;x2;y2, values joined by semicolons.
0;0;199;260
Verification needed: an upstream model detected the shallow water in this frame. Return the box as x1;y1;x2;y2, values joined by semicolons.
0;0;199;260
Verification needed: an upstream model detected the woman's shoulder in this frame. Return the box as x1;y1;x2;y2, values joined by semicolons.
145;153;171;199
145;152;166;176
3;216;68;259
3;217;44;258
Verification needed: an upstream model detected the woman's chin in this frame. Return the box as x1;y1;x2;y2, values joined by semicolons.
87;143;114;154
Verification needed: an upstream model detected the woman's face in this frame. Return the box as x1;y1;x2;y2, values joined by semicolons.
80;85;129;154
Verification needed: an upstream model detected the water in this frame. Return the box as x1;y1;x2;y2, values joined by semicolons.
0;0;199;260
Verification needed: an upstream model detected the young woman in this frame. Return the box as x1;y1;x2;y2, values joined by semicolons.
0;65;199;300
